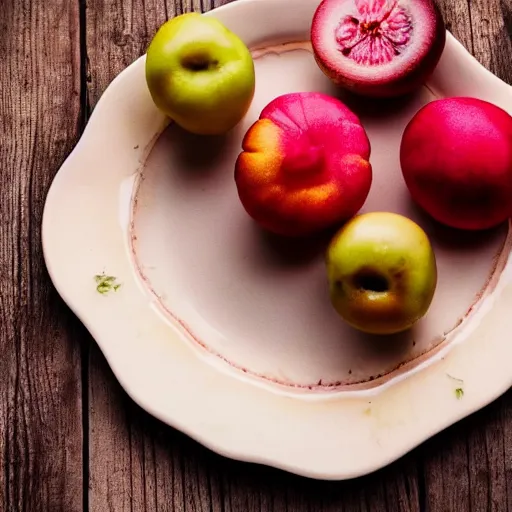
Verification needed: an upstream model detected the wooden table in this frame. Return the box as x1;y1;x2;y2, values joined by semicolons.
1;0;511;510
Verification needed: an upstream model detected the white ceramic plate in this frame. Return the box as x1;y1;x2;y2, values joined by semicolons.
43;0;512;480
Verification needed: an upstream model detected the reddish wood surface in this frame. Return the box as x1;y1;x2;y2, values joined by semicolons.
0;1;84;511
0;0;511;510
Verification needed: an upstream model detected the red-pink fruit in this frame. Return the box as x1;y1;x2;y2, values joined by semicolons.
311;0;446;97
400;97;512;230
235;92;372;237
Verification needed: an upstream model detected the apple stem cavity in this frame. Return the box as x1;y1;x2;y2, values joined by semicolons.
352;270;389;292
181;54;218;72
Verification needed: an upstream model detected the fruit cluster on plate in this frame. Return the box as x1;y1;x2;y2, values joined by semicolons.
144;0;512;336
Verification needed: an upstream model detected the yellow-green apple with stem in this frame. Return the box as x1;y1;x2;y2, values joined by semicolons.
326;212;437;334
145;13;255;135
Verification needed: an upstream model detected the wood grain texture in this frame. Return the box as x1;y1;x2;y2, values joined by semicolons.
421;1;512;511
436;0;474;53
470;0;512;84
421;396;512;512
0;0;510;511
0;0;84;511
0;0;503;510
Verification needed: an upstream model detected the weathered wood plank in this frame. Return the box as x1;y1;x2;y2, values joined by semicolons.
0;0;84;511
436;0;474;54
217;454;420;512
470;0;512;84
422;1;512;511
422;395;512;512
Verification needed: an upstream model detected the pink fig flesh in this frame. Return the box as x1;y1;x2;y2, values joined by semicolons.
311;0;446;97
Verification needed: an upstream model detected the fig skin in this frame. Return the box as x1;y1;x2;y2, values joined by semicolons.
234;92;372;237
400;97;512;231
311;0;447;98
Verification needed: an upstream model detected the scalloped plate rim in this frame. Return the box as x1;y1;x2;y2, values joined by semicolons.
42;0;512;480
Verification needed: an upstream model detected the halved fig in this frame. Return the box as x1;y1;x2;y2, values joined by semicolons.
311;0;446;97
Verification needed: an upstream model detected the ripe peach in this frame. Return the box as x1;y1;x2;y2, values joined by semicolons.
311;0;446;97
400;97;512;230
234;92;372;237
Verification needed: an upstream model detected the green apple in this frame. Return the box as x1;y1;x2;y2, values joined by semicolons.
145;13;255;135
326;212;437;335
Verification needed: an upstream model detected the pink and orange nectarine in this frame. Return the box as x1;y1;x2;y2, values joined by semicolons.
235;92;372;236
